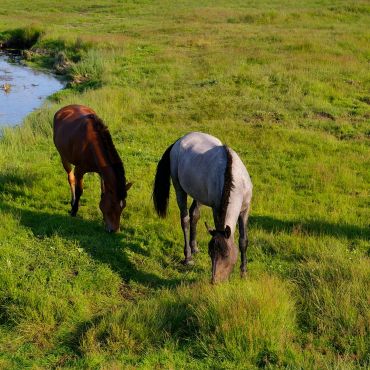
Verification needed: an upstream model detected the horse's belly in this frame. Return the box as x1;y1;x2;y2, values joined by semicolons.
181;181;212;207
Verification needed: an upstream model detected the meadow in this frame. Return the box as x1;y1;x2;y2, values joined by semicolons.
0;0;369;368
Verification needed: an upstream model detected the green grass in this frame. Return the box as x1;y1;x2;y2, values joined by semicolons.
0;0;369;368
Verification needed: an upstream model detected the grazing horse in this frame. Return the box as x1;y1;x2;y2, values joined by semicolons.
153;132;252;283
53;104;132;232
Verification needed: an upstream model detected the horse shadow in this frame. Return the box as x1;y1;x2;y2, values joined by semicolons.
1;171;368;290
3;202;185;288
0;171;184;289
0;170;39;199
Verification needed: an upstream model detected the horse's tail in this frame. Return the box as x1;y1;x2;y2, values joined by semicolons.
153;143;174;218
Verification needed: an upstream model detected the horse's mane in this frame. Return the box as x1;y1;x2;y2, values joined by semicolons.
89;114;127;200
219;145;234;228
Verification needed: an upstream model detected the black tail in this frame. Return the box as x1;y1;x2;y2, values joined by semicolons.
153;143;174;218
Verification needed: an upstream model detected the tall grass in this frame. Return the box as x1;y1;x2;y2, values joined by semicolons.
70;49;107;89
80;276;296;368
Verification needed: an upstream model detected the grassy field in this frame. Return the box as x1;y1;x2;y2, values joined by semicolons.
0;0;369;368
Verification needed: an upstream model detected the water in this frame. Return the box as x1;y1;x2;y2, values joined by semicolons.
0;52;64;127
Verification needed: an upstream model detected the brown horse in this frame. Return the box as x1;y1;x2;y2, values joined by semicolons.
53;104;132;232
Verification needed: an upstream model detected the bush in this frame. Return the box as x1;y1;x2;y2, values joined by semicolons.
0;26;43;49
70;50;105;89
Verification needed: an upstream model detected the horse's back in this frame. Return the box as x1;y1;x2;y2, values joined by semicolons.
171;132;227;207
170;132;252;208
54;105;95;123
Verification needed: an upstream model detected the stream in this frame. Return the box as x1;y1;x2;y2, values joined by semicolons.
0;52;64;127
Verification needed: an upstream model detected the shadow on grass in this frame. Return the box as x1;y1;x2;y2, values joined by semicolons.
1;171;368;289
0;178;182;289
250;215;370;240
0;171;41;199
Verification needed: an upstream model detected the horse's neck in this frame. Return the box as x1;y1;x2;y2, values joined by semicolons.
91;137;115;186
100;165;117;192
216;188;243;236
87;123;110;169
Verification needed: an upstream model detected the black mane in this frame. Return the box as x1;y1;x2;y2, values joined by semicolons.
89;114;127;200
218;145;234;229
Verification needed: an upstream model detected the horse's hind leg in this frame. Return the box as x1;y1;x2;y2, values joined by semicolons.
70;166;84;216
61;159;76;213
238;205;250;278
189;200;200;254
173;183;192;265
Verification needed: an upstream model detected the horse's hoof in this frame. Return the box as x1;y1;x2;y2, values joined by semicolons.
240;271;247;278
70;210;77;217
191;247;199;254
182;258;194;266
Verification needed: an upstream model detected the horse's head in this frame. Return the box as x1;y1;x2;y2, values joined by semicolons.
206;223;238;284
99;182;132;233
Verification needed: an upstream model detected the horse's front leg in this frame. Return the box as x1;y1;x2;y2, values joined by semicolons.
70;167;84;216
100;176;105;195
189;200;200;254
62;159;76;211
238;207;250;277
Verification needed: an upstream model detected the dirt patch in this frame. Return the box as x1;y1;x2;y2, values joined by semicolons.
314;111;335;121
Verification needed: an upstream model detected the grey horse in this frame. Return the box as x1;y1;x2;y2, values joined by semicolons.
153;132;252;283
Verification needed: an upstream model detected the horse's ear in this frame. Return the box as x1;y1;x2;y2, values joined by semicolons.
205;222;216;236
126;182;133;191
224;225;231;239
